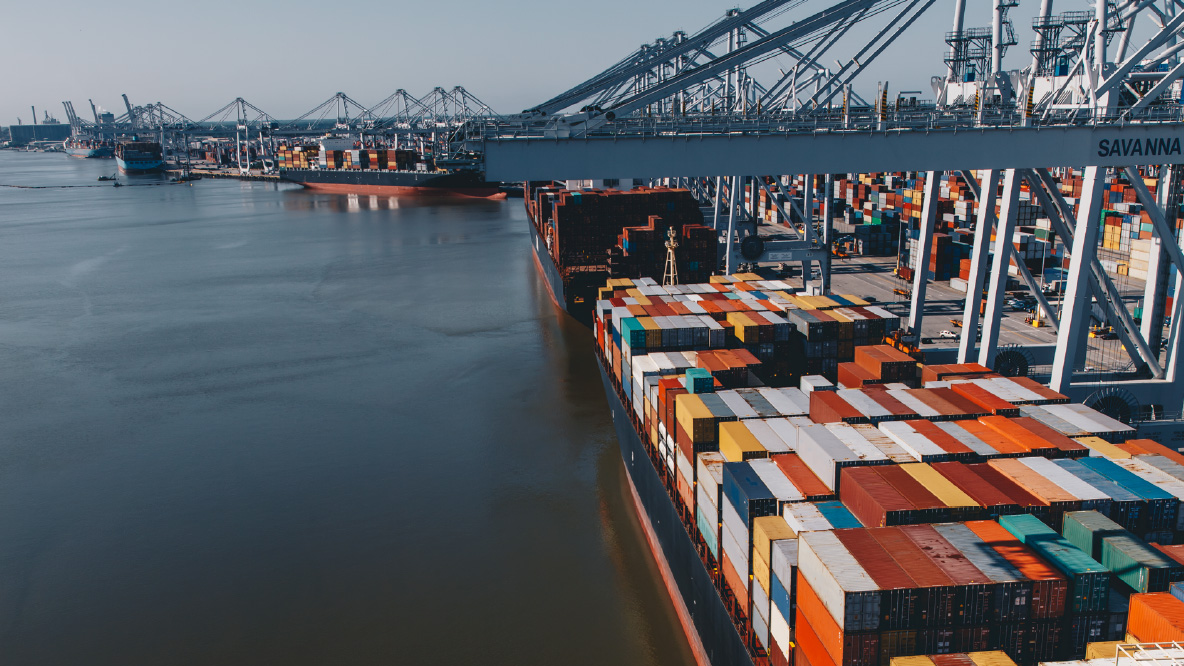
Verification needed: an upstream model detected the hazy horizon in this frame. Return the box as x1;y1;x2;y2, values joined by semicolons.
4;0;1110;125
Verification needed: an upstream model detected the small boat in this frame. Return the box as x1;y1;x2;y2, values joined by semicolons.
97;174;116;182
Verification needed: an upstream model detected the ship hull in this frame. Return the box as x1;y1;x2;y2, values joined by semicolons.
65;147;113;159
280;168;503;198
596;357;755;666
116;157;163;174
526;216;599;326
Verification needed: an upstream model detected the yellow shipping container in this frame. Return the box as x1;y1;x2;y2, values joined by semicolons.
719;421;767;462
890;657;936;666
675;393;716;443
640;317;661;349
901;463;978;508
753;515;796;575
1085;642;1122;660
727;312;760;344
1074;436;1132;459
826;309;855;339
840;295;869;307
752;547;771;594
967;652;1019;666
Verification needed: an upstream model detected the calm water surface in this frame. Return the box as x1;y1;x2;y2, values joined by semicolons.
0;153;694;665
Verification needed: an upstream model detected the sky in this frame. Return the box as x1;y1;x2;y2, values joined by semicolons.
3;0;1108;125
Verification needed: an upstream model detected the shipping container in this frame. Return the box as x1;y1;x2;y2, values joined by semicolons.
997;514;1110;613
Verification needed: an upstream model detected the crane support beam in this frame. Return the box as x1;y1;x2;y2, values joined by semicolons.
979;169;1023;368
958;169;999;363
484;124;1184;181
908;172;941;336
1051;166;1107;392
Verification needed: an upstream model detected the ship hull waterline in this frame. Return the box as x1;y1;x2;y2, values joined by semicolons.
279;168;505;198
596;358;756;666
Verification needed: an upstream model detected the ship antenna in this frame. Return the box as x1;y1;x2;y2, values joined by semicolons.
663;226;679;286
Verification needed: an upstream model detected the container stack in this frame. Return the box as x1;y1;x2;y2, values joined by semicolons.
591;271;1184;666
794;523;1079;666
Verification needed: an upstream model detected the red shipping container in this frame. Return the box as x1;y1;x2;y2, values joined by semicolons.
776;454;835;501
866;527;958;625
964;520;1067;619
810;391;867;424
840;466;917;527
1153;543;1184;565
949;382;1019;416
909;420;976;457
863;389;917;419
931;461;1021;513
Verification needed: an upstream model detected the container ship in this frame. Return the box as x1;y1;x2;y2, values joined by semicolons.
277;137;502;197
114;141;163;173
526;182;718;325
63;137;113;158
586;270;1184;666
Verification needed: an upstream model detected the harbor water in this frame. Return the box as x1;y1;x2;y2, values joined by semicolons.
0;152;695;665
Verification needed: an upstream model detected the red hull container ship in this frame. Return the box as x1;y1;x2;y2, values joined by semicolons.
525;184;1169;665
277;137;503;197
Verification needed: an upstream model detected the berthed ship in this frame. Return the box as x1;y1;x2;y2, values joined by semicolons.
277;137;502;197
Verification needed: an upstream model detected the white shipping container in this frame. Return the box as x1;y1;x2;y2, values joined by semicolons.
798;530;881;631
1057;403;1136;435
826;423;891;463
984;377;1045;404
677;448;694;488
879;421;943;460
1019;405;1086;437
746;420;792;454
837;389;893;420
758;387;811;416
750;459;806;506
770;538;798;588
765;418;802;450
853;423;916;463
784;502;833;533
1019;456;1110;501
717;390;760;419
935;422;999;457
752;582;771;647
697;452;726;507
723;497;749;551
886;389;941;417
722;519;749;572
1041;404;1115;435
797;424;860;491
801;375;836;394
771;604;791;660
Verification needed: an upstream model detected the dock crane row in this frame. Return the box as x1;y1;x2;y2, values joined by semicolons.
474;0;1184;434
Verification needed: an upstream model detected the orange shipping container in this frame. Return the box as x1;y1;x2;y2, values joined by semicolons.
796;604;842;666
1127;593;1184;643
